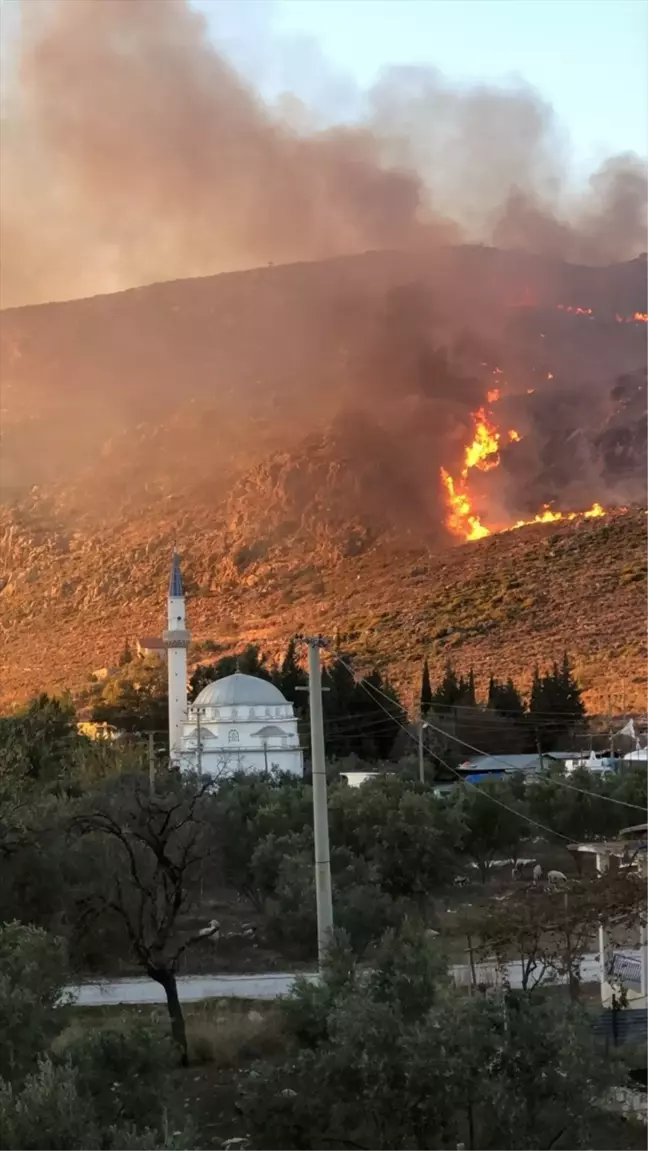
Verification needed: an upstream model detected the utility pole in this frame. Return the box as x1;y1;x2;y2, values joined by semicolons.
262;739;269;779
196;707;202;776
418;720;429;784
299;636;334;966
148;731;155;797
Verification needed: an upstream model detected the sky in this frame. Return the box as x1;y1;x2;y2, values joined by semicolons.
195;0;648;174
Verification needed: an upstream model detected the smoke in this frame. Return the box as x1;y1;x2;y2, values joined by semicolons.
1;0;646;308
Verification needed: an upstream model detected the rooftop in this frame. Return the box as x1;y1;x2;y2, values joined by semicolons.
193;672;288;709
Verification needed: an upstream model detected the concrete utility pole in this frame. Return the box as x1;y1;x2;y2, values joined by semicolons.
418;720;429;783
196;707;203;776
301;637;334;965
148;731;155;797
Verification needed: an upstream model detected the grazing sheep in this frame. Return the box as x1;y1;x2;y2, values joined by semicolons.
547;869;567;885
532;864;543;884
453;875;469;887
197;918;220;942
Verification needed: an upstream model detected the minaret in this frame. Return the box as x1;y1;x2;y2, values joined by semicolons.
163;551;190;766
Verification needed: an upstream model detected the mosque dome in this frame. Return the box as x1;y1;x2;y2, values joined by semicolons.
193;672;288;709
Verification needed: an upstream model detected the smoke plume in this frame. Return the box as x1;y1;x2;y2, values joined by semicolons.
1;0;646;308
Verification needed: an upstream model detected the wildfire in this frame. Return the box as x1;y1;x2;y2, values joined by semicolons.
440;468;491;541
512;502;607;529
616;312;648;324
557;304;593;316
440;392;612;542
464;408;501;470
440;397;519;541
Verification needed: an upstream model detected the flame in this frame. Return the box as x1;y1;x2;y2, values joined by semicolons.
464;408;501;470
616;311;648;324
487;388;501;403
512;502;607;530
441;392;612;542
440;468;490;541
557;304;593;316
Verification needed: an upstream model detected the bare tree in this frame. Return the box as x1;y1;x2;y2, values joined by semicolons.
69;771;218;1064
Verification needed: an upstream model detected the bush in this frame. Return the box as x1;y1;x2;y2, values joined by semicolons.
62;1021;178;1132
0;922;70;1082
0;1055;193;1150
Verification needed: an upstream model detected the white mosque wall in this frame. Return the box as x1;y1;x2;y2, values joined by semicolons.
181;697;304;778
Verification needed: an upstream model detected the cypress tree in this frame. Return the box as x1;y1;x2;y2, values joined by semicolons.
420;658;432;716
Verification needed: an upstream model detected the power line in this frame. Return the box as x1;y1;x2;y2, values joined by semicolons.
333;653;574;843
334;655;647;814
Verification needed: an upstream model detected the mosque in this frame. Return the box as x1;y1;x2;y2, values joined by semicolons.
163;553;303;777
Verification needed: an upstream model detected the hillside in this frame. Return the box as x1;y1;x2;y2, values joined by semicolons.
0;247;646;713
1;487;645;714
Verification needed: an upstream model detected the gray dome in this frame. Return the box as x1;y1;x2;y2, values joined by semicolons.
193;672;288;708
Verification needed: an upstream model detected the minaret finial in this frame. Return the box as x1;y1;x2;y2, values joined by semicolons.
235;656;242;673
169;550;183;598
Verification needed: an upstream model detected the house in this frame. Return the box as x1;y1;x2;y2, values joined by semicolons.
136;636;166;660
457;753;563;778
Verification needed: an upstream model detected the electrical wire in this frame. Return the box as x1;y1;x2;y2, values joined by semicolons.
334;655;647;814
332;654;574;842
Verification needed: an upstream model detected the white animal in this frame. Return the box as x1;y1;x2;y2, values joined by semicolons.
453;875;469;887
547;870;567;885
425;928;440;938
197;918;220;942
532;864;543;884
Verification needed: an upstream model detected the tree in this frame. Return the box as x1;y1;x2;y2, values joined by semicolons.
91;659;167;735
420;657;432;716
188;642;272;701
274;637;308;703
328;775;464;897
454;779;526;882
238;924;624;1150
118;640;134;666
431;662;476;709
487;675;526;720
0;694;87;789
0;923;70;1083
530;653;586;750
321;656;406;760
68;772;217;1064
0;924;192;1149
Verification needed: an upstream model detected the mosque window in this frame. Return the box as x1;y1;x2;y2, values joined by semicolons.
228;729;239;743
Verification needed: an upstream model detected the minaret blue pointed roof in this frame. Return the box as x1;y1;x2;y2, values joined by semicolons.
168;551;184;598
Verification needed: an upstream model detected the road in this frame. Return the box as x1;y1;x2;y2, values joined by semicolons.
66;951;639;1008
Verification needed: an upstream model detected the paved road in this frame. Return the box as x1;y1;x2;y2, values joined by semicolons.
67;951;639;1008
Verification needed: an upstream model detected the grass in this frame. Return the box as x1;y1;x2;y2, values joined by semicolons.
67;997;287;1067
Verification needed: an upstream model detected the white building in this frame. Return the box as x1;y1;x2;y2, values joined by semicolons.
184;674;303;777
162;552;303;778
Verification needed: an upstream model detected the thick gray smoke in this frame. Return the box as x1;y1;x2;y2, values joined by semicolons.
1;0;646;308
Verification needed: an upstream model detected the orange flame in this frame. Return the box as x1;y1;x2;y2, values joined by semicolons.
512;502;607;530
487;388;501;403
440;468;490;540
464;408;500;471
616;311;647;324
441;392;611;542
